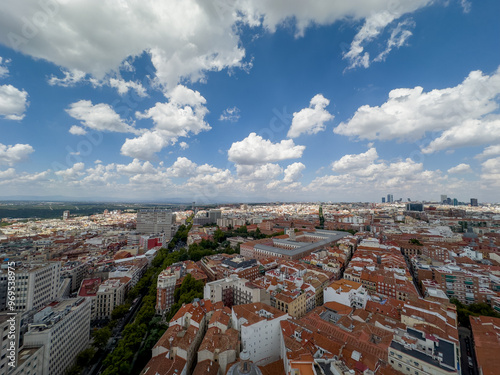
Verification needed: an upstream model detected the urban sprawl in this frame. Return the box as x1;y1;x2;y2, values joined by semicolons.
1;199;500;375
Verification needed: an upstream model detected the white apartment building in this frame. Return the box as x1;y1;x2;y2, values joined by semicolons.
0;262;61;312
231;302;289;366
323;279;368;309
23;298;91;375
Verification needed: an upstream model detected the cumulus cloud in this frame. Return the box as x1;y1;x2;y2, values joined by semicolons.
108;77;147;97
0;84;29;120
287;94;333;138
66;100;138;134
116;159;156;175
283;162;305;182
121;131;168;160
0;143;34;165
219;106;240;122
476;145;500;159
331;148;378;172
335;68;500;154
480;157;500;186
447;163;472;174
309;147;444;199
54;162;86;180
0;0;442;88
166;157;198;178
422;116;500;154
236;163;283;181
122;85;210;159
69;125;87;135
179;142;189;150
228;132;305;165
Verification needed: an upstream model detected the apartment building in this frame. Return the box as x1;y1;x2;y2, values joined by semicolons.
0;262;61;312
136;208;175;238
388;327;458;375
95;278;128;319
323;279;368;309
231;302;289;366
204;274;270;308
23;298;91;375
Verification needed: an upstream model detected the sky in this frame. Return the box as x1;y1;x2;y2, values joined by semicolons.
0;0;499;203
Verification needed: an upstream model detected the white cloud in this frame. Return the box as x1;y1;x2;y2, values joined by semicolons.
374;19;415;62
0;0;442;88
308;147;445;199
48;69;87;87
123;85;210;159
66;100;138;134
219;107;240;122
283;162;305;182
0;57;9;78
179;141;189;150
287;94;333;138
166;157;198;178
116;159;156;175
69;125;87;135
236;163;282;181
447;163;472;174
121;130;169;160
480;157;500;186
476;145;500;159
335;68;500;154
54;162;86;180
331;148;378;172
228;132;305;165
0;143;34;166
49;68;147;97
0;84;29;120
422;117;500;154
108;77;147;97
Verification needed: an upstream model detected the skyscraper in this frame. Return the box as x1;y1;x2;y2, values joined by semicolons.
382;197;386;203
470;198;478;207
387;194;393;203
440;195;447;204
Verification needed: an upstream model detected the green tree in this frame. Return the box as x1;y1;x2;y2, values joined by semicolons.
92;326;112;350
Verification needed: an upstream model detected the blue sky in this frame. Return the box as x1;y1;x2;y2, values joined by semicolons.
0;0;499;203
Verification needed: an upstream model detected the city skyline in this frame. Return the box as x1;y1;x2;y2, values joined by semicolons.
1;1;500;203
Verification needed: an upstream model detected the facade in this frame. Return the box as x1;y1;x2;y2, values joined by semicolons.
61;261;88;292
323;279;368;309
231;302;289;366
156;267;183;314
0;262;61;312
10;346;45;375
95;278;128;319
204;275;270;308
23;298;91;375
136;208;175;237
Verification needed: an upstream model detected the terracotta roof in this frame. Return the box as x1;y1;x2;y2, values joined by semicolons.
192;359;220;375
469;315;500;375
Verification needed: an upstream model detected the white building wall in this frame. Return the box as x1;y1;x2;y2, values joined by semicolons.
238;314;289;366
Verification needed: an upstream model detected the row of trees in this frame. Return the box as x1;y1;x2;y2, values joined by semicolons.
450;298;500;327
